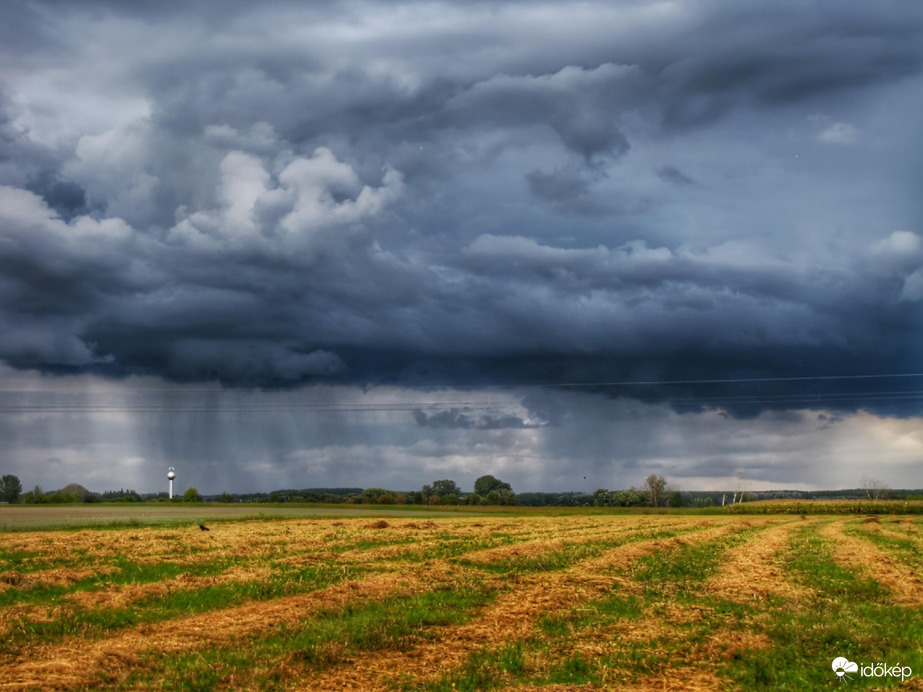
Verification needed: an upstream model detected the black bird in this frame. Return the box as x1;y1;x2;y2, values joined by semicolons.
199;523;210;531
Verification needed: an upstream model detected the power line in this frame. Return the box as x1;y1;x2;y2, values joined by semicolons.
0;403;496;413
542;373;923;387
0;372;922;393
1;373;921;414
2;391;923;413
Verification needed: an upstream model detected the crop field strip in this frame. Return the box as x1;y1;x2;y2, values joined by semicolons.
0;514;921;690
307;521;748;691
403;517;923;691
409;521;777;692
0;516;720;689
834;519;923;606
109;519;739;690
0;515;692;625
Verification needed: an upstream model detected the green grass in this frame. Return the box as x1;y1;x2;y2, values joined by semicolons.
722;524;923;690
460;525;708;575
845;522;923;568
115;578;497;691
411;641;528;692
0;556;230;608
630;525;758;590
419;521;923;691
1;562;363;657
0;546;92;574
411;526;762;691
7;515;922;691
538;593;644;639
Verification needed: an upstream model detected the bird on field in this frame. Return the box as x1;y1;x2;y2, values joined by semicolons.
199;523;210;531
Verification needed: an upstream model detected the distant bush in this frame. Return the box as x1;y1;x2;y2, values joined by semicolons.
102;489;142;502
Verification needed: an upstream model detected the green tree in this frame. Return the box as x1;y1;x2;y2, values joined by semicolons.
667;491;684;508
182;487;200;502
610;489;638;506
423;479;461;504
474;475;512;496
361;488;381;504
23;484;46;504
431;479;460;497
220;492;234;503
645;474;668;508
593;488;611;507
1;474;22;503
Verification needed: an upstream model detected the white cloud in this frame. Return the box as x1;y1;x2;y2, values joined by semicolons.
817;121;859;145
873;230;923;257
279;147;404;233
0;185;131;243
168;147;403;256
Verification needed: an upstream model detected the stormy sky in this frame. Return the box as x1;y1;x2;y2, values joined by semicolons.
1;0;922;494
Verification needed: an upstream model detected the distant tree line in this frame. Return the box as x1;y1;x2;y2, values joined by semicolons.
258;475;517;506
2;470;919;506
0;474;521;506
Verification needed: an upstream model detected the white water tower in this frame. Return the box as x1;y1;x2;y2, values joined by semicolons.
167;466;176;499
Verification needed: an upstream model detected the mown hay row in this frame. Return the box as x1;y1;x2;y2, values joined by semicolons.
302;520;750;691
819;520;923;607
0;515;840;691
457;517;692;567
0;563;459;691
477;521;806;691
704;519;812;602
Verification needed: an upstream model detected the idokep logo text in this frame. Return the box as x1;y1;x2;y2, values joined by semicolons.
832;657;912;682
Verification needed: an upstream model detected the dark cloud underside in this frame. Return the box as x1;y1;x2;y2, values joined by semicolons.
0;0;920;418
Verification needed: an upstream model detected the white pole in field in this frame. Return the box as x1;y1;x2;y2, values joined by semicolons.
167;467;176;499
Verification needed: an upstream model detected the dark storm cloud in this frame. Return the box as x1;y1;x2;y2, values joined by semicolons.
439;64;636;161
647;5;923;127
524;166;646;217
413;408;536;430
0;0;922;417
0;97;62;188
26;178;89;219
656;166;695;187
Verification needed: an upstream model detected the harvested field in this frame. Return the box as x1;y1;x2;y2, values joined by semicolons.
1;513;921;690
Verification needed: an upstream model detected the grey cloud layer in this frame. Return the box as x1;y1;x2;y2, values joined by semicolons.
1;0;922;413
3;375;921;493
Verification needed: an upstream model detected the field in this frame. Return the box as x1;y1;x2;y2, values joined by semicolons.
0;504;488;532
1;510;922;690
